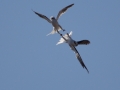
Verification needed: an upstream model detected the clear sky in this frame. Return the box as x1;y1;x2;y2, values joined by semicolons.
0;0;120;90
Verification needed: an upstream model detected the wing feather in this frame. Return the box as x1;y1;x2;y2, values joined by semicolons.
56;3;74;20
71;46;89;73
56;31;72;45
32;10;51;23
77;40;90;45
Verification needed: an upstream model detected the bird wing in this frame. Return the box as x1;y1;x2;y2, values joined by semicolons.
77;40;90;45
56;3;74;20
69;31;73;36
56;31;72;45
70;45;89;73
56;35;68;45
32;10;51;23
56;38;65;45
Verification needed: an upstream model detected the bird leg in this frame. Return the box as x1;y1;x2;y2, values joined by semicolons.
59;33;67;42
59;25;65;32
67;33;71;38
56;30;67;41
56;30;62;36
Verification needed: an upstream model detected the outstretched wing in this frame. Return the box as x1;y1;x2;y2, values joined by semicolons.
32;10;51;23
70;45;89;73
77;40;90;45
56;3;74;20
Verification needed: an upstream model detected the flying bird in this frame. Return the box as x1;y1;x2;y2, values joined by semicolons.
56;31;90;73
32;3;74;36
56;31;90;46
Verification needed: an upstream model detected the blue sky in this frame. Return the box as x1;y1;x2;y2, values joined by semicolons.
0;0;120;90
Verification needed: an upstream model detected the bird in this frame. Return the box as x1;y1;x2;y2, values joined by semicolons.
56;31;90;73
32;3;74;36
56;31;90;46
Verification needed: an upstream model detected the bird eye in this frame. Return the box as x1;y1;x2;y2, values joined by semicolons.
52;17;55;19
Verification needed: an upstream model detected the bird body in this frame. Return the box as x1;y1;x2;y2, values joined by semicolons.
56;31;90;46
33;3;74;35
50;17;62;32
50;17;59;28
57;31;90;73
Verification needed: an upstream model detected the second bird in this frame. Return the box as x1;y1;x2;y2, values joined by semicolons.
56;31;90;73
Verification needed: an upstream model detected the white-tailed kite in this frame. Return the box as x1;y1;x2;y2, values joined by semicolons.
57;31;90;73
32;3;74;36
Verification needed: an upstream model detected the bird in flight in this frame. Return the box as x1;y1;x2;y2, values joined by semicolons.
56;31;90;73
56;31;90;46
32;3;74;36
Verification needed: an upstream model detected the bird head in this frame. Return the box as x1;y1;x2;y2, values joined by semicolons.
50;16;55;20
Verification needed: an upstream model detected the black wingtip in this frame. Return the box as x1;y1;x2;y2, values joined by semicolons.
85;67;89;73
70;3;74;7
31;9;37;14
81;61;89;73
31;10;40;16
67;3;74;8
31;9;35;13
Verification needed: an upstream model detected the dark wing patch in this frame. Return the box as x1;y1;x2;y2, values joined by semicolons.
76;53;89;73
77;40;90;45
32;10;51;23
72;46;89;73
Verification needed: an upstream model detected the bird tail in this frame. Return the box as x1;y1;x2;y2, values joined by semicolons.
46;30;56;36
46;27;62;36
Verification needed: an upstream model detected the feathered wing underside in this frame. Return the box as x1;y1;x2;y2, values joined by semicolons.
71;45;89;73
32;10;51;23
56;3;74;20
63;31;73;40
56;38;66;45
56;31;73;45
56;35;68;45
77;40;90;45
